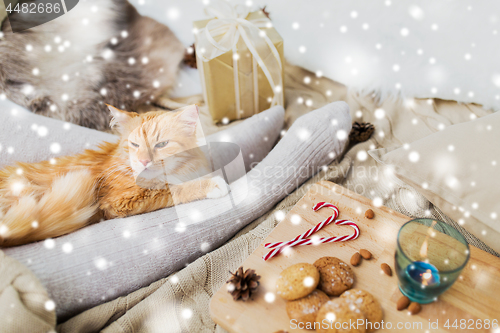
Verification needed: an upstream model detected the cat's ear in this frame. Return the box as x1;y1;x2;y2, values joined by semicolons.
177;105;199;134
107;105;137;130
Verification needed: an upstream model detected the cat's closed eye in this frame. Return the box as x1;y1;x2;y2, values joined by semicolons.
155;141;169;149
129;141;139;148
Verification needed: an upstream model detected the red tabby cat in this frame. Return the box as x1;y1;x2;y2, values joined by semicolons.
0;105;229;247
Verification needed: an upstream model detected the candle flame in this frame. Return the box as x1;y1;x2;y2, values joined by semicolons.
420;239;428;258
420;220;438;258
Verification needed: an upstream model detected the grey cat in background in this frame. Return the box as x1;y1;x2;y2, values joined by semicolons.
0;0;184;130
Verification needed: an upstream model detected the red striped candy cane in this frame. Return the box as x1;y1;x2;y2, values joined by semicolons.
262;203;359;261
262;219;359;261
264;202;339;249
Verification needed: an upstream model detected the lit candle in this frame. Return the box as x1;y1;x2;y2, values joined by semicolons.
406;261;440;287
396;218;469;304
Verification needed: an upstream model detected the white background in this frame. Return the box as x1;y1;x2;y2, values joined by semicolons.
133;0;500;110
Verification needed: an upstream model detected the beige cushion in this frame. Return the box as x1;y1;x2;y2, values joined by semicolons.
370;111;500;253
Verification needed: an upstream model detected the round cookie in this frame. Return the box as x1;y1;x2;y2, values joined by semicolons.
276;263;320;301
313;257;354;296
315;298;366;333
286;290;330;326
340;289;383;333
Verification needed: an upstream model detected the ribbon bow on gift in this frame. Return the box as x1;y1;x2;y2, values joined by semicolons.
195;0;284;118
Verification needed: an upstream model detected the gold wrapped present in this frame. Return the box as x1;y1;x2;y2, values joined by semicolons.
193;0;284;123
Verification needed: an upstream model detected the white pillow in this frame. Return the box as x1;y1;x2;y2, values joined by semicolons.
370;111;500;253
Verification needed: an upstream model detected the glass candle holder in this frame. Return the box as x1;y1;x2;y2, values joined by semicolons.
395;218;470;304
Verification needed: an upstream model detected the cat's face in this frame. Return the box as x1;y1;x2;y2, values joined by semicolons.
108;105;201;179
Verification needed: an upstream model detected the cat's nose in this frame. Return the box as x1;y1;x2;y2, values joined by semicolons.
139;159;151;167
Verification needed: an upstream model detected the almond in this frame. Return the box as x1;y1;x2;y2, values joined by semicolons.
397;296;411;311
350;252;361;266
381;263;392;276
365;209;375;219
408;302;422;315
359;249;372;260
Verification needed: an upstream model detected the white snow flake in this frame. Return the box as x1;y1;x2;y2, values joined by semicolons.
409;5;425;20
408;151;420;163
167;8;180;20
94;257;109;270
44;300;56;311
50;143;61;154
297;128;311;141
62;243;73;253
373;197;383;207
265;292;275;303
290;214;301;225
37;126;48;137
181;308;193;319
336;129;347;140
303;276;315;287
44;239;55;249
274;210;285;221
374;108;385;119
357;150;368;161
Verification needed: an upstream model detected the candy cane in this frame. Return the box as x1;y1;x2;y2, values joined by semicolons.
262;203;360;261
264;202;339;249
262;220;359;261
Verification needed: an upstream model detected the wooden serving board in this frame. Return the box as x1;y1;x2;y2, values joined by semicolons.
210;181;500;332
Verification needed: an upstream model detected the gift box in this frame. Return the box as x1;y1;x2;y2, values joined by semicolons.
194;1;285;123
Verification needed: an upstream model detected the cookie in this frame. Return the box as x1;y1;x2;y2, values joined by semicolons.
315;298;366;333
286;289;330;326
340;289;383;333
313;257;354;296
276;263;320;301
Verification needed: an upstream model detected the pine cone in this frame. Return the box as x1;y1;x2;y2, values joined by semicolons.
183;44;197;69
226;267;261;301
349;122;375;143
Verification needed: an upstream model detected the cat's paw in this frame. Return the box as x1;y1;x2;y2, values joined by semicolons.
206;176;229;199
